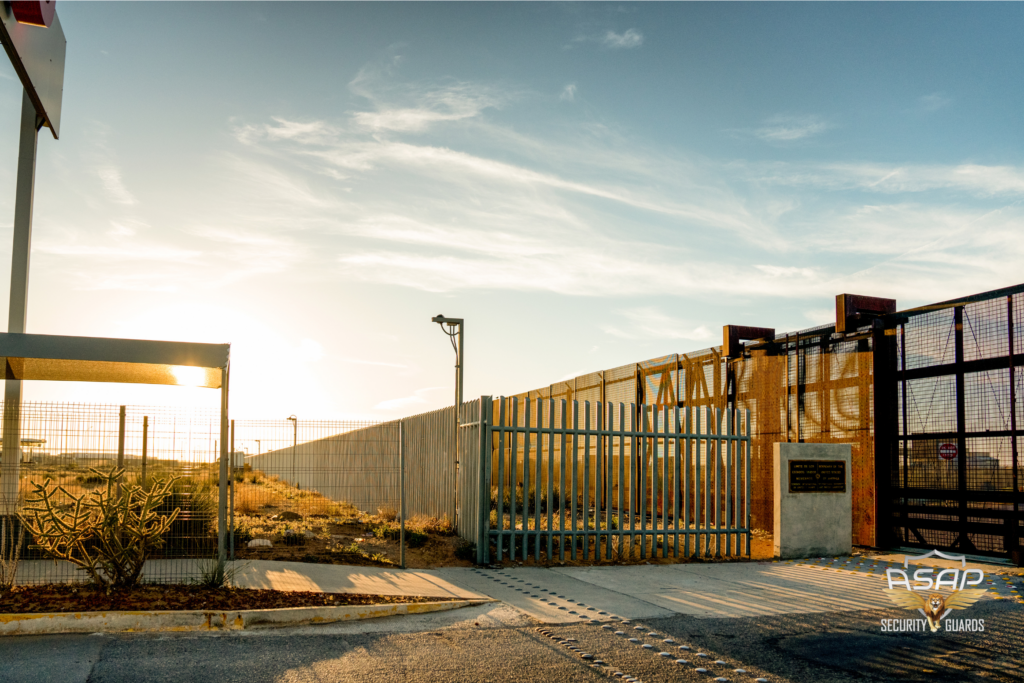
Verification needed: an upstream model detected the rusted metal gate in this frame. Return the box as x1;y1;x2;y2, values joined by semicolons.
881;284;1023;561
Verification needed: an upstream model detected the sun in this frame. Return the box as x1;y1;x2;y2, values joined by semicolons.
169;365;209;387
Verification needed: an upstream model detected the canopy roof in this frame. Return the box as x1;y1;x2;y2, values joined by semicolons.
0;332;229;389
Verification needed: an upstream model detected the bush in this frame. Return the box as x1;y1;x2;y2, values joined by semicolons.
405;531;428;549
75;473;106;487
454;540;477;562
282;529;306;546
21;467;180;592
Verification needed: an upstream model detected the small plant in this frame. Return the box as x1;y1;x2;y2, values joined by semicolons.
282;529;306;546
75;473;105;487
376;506;398;523
454;540;476;562
22;467;180;592
192;557;242;589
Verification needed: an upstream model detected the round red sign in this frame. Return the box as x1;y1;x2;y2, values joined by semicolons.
939;443;958;460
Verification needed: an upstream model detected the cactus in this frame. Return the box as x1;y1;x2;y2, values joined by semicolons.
0;511;25;594
21;467;180;592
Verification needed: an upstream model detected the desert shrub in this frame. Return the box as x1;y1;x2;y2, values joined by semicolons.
405;531;428;548
75;473;106;487
407;514;454;536
282;529;306;546
454;540;477;562
376;506;398;522
231;523;253;548
21;467;180;592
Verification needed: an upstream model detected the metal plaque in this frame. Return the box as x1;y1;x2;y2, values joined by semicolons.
788;459;846;493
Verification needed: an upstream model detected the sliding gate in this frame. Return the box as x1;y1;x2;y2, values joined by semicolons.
478;398;751;564
884;285;1023;560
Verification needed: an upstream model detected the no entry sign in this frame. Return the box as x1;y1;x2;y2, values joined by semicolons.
939;443;958;460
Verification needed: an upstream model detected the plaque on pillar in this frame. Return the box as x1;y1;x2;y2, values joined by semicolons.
774;443;852;559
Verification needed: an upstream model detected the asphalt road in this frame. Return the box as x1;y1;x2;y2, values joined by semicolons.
2;600;1021;683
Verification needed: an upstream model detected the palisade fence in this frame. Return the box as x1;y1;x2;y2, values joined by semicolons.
481;398;752;565
511;326;878;546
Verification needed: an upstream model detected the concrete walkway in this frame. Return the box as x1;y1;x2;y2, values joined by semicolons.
229;556;1023;624
19;555;1020;625
231;560;484;600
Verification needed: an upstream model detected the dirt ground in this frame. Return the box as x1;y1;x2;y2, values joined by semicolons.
235;519;475;569
0;584;459;614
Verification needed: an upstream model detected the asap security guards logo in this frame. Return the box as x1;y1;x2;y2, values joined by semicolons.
881;550;986;633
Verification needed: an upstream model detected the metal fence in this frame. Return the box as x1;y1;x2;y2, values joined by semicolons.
6;402;225;585
479;398;751;564
506;327;876;544
886;286;1023;558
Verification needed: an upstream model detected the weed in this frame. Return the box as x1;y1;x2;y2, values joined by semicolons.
454;540;477;562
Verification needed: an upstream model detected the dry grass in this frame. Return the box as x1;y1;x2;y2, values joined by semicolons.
376;506;398;522
407;514;454;536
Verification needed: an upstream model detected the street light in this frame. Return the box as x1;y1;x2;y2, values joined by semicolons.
286;415;297;486
432;315;463;523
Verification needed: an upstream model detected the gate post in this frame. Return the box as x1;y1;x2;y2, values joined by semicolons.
477;397;492;564
872;318;898;549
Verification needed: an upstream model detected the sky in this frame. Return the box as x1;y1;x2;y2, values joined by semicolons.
0;2;1022;420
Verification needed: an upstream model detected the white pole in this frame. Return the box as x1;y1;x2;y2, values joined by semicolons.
1;91;43;511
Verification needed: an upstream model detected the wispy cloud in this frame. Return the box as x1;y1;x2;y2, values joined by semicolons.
918;92;951;112
95;166;137;205
602;29;644;49
602;308;713;341
375;387;444;410
744;161;1024;197
753;115;829;142
199;63;1024;306
560;84;577;102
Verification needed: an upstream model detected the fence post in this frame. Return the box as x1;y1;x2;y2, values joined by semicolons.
400;419;406;569
116;406;126;496
477;397;492;564
230;419;235;562
141;416;148;483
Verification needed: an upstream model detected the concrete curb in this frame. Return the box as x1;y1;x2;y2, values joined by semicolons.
0;599;495;636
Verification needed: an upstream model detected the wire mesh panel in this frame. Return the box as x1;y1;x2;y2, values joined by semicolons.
483;399;750;564
889;287;1023;560
7;402;225;585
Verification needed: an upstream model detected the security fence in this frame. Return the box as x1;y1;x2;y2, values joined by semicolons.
507;326;876;545
3;282;1020;585
480;398;751;565
6;402;227;585
4;404;377;585
885;285;1022;559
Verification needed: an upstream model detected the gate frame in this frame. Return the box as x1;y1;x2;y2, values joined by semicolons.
476;398;750;566
878;283;1024;562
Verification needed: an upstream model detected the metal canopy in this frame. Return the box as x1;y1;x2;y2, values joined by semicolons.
0;332;229;388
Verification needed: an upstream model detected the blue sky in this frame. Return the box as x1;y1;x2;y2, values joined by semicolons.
0;2;1022;419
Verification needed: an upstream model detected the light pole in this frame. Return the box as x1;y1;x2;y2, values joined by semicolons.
432;315;463;524
254;439;261;456
286;415;297;486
